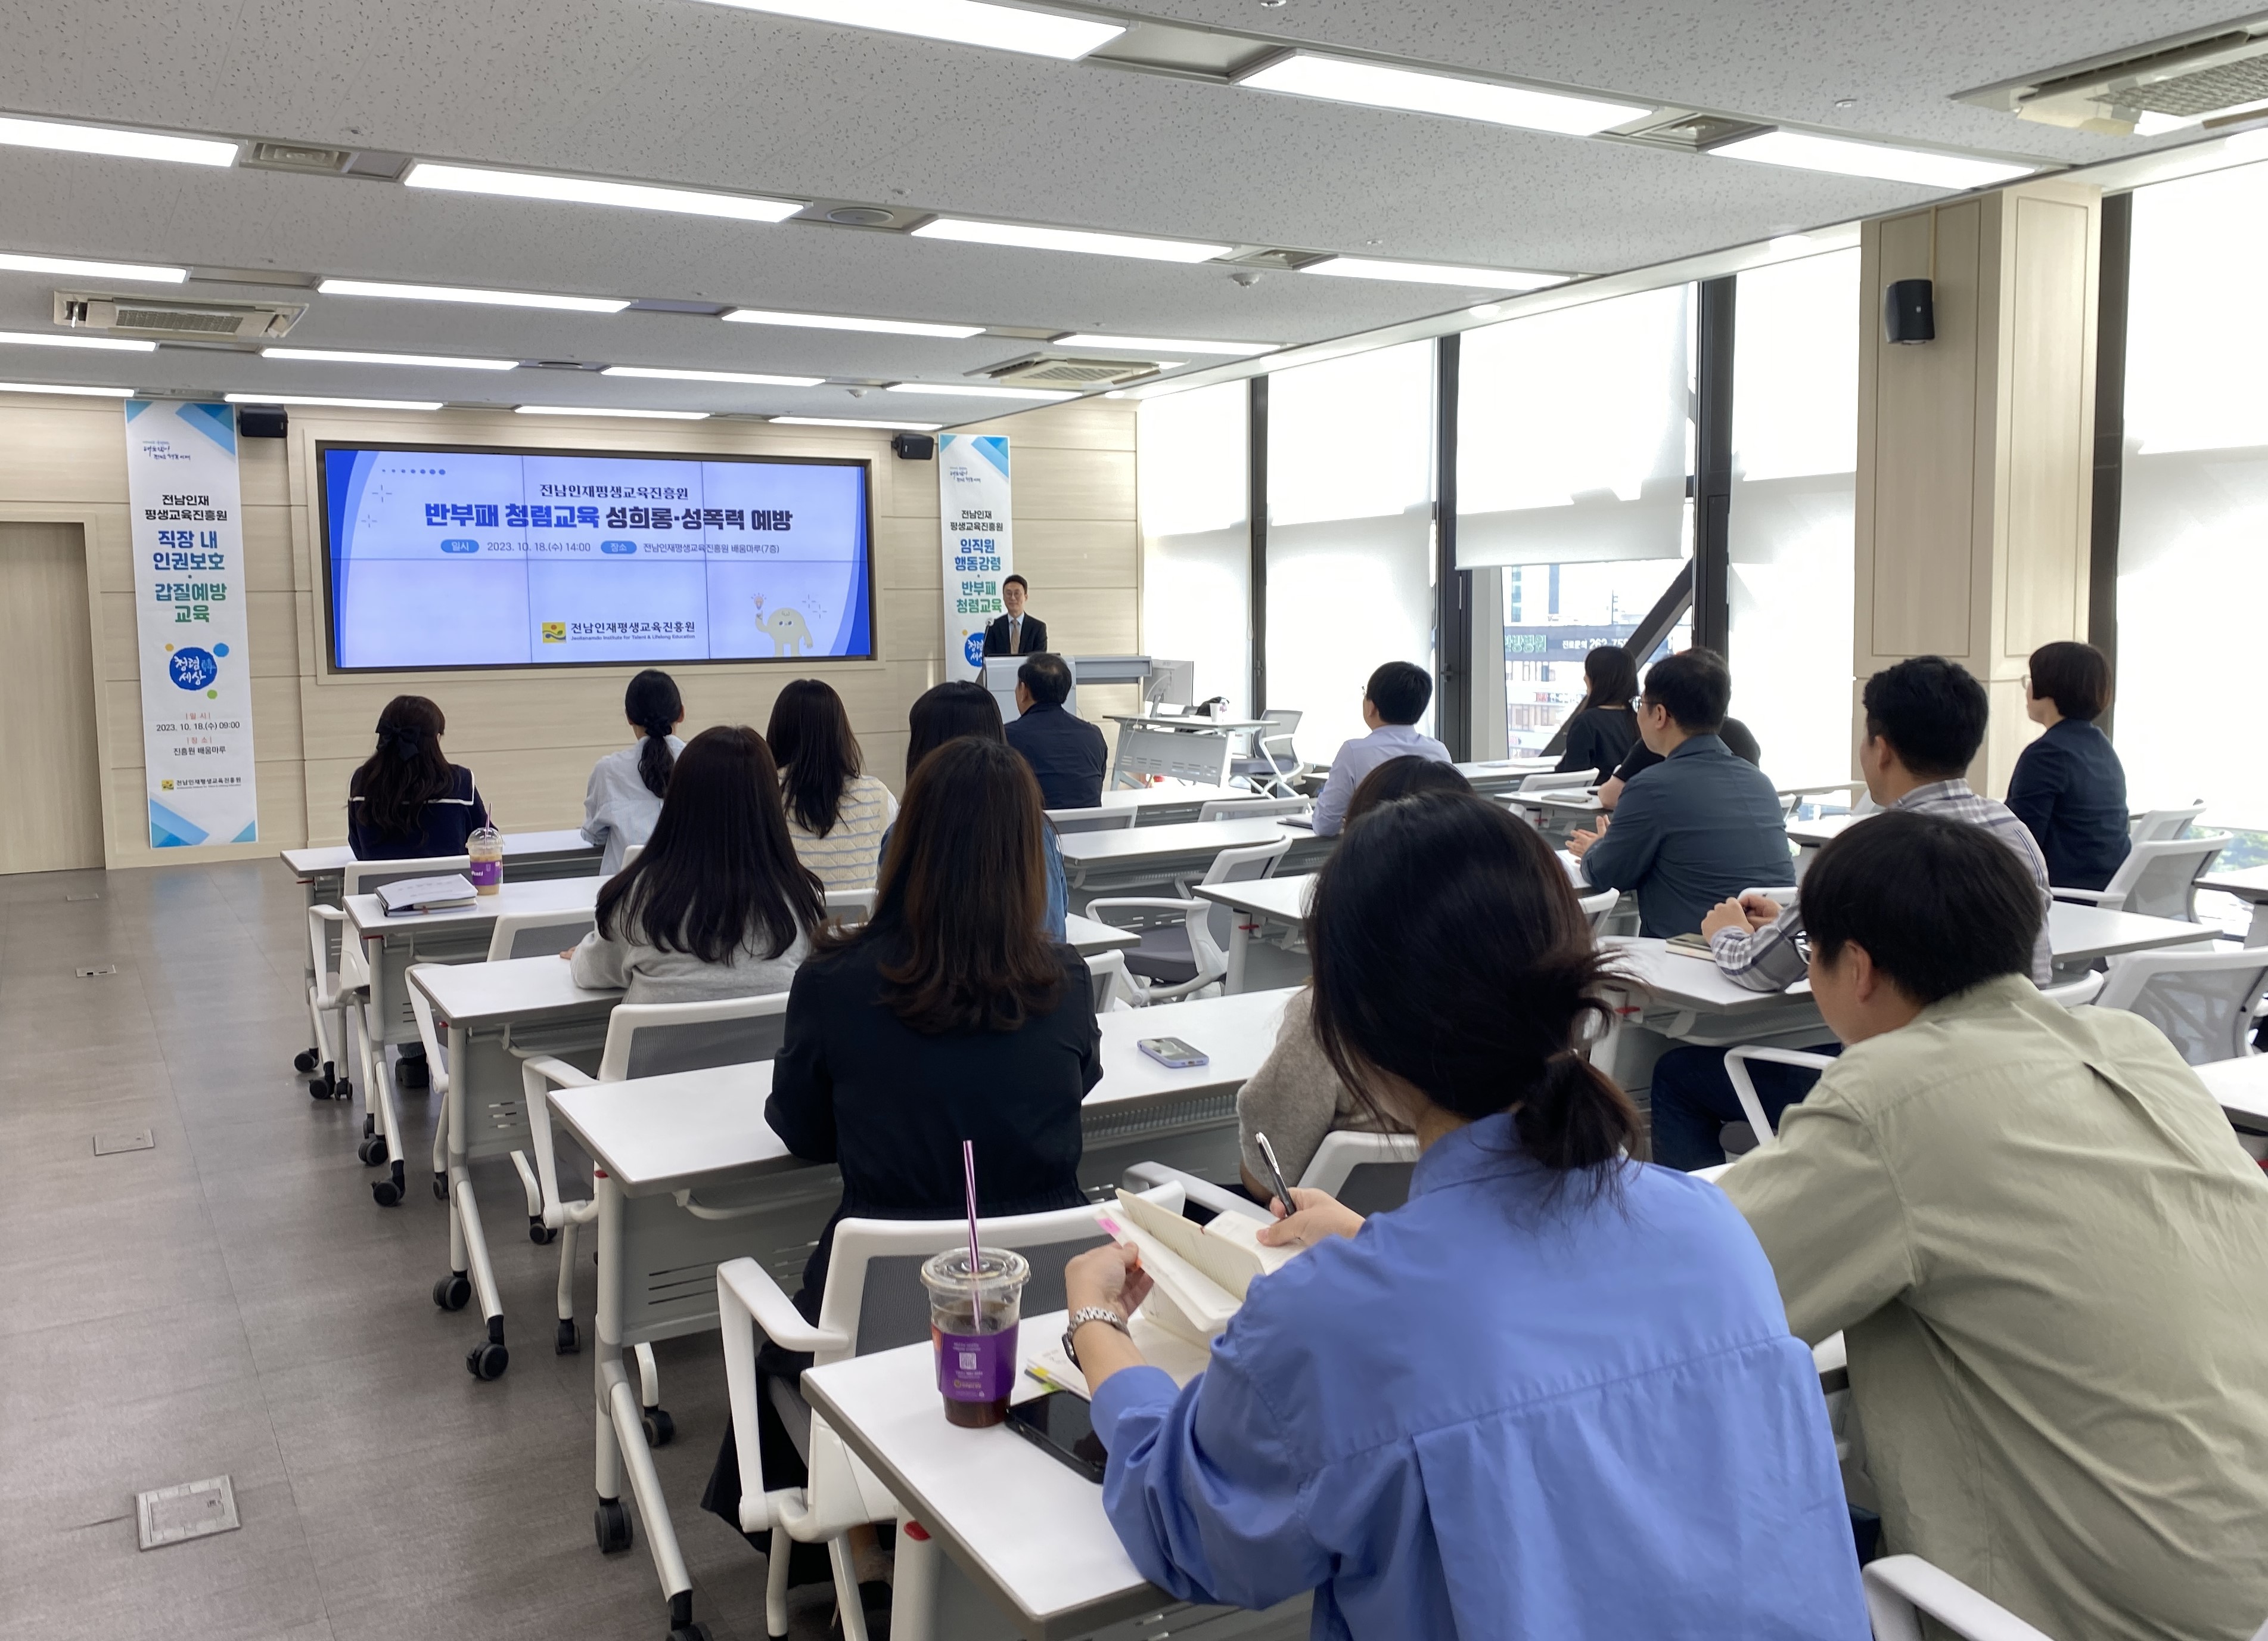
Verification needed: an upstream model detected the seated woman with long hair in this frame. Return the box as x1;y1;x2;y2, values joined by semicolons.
767;677;897;889
581;668;685;877
567;726;823;1004
902;680;1068;939
347;694;489;860
1061;791;1868;1640
701;736;1099;1613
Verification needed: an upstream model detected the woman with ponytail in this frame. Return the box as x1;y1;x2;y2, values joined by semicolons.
1061;792;1868;1640
581;669;685;877
348;695;489;859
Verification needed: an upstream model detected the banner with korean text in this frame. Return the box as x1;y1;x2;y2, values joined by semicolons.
939;433;1013;681
123;400;259;847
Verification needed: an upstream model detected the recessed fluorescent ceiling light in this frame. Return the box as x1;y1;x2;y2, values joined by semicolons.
0;250;187;283
405;162;800;223
515;404;710;419
224;393;446;410
263;347;518;370
602;365;826;387
884;381;1078;401
722;308;984;339
0;381;139;398
694;0;1122;60
914;218;1231;263
318;278;631;314
0;328;157;352
0;114;236;167
1057;333;1276;356
1307;256;1564;291
772;415;943;430
1710;131;2034;190
1238;52;1648;137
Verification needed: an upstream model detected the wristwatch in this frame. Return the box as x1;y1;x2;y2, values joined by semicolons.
1063;1306;1129;1371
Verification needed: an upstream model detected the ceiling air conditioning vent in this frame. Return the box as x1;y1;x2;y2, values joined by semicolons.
1617;111;1771;150
54;292;305;340
243;140;355;174
1958;22;2268;135
981;354;1163;389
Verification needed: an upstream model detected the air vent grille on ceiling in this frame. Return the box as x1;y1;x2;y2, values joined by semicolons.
243;141;354;174
983;354;1161;387
1617;112;1770;151
1958;23;2268;135
54;293;305;340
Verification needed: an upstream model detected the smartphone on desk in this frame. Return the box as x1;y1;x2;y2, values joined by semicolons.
1138;1036;1208;1069
1006;1392;1108;1483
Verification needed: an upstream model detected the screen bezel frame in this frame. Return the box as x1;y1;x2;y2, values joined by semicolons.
313;439;878;674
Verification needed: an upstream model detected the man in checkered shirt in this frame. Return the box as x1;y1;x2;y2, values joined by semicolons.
1647;656;2052;1171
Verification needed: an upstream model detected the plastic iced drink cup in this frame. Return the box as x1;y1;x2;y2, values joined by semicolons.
920;1246;1029;1428
467;826;504;896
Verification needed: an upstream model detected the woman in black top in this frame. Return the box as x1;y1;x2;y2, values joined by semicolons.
1555;646;1642;780
347;695;490;860
704;736;1099;1608
2006;641;2132;891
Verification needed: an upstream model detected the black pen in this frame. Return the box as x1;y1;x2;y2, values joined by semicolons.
1254;1131;1295;1217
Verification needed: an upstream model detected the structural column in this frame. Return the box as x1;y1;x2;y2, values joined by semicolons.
1854;180;2101;796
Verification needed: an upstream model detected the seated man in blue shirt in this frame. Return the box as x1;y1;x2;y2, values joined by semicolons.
1568;647;1791;938
1309;661;1452;836
1001;652;1107;810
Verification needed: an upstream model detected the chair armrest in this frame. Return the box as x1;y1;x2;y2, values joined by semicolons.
719;1255;849;1357
1862;1556;2056;1641
405;967;451;1096
1121;1161;1266;1223
717;1255;844;1535
306;904;347;992
1084;896;1200;928
519;1056;599;1228
1722;1046;1837;1148
2049;885;2112;904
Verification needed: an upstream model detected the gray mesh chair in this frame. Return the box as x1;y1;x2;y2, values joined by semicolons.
1089;836;1292;1001
1228;708;1305;797
2130;804;2204;844
1044;805;1137;835
2097;949;2268;1065
2053;835;2226;920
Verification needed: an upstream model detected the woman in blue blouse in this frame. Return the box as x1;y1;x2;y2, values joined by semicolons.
2006;641;2132;892
1062;792;1868;1640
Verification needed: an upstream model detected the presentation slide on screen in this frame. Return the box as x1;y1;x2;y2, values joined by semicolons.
321;446;872;669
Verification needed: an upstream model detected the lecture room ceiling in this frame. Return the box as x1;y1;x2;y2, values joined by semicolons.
0;0;2250;421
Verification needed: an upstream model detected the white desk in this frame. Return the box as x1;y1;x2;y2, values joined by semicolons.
1056;818;1333;896
2201;867;2268;947
1450;758;1558;796
2194;1056;2268;1128
540;991;1295;1637
803;1318;1309;1641
1193;873;1310;994
1785;814;1861;855
2047;902;2222;967
1075;787;1272;827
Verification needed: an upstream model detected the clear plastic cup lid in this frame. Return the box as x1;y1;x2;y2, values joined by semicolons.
921;1246;1029;1302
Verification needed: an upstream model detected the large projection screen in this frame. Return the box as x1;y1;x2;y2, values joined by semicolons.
318;442;874;671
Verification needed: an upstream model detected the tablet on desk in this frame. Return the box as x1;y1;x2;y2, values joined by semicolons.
1277;816;1314;830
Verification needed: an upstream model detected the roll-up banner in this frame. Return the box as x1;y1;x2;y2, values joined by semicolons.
122;399;259;847
939;433;1013;681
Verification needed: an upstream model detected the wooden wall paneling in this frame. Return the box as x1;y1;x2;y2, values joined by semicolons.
0;523;107;873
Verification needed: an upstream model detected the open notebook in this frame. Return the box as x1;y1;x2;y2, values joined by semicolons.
1027;1189;1305;1398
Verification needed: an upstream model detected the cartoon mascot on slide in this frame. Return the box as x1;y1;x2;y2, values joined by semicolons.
753;594;814;657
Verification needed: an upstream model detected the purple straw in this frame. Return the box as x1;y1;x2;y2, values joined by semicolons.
961;1139;983;1293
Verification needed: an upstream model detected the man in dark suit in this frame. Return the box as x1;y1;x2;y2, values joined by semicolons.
1003;653;1107;809
981;573;1047;657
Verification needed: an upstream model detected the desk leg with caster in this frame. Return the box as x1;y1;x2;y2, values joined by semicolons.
591;1174;709;1639
435;1031;509;1379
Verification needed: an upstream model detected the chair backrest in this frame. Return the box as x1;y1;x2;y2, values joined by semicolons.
486;908;598;962
1200;796;1307;822
818;1186;1185;1364
2105;835;2227;920
2096;948;2268;1065
1084;949;1135;1013
2038;970;2104;1009
1738;885;1798;907
1046;806;1138;834
1198;836;1293;889
595;990;793;1081
824;886;876;926
620;843;644;870
1576;887;1620;931
1298;1130;1420;1215
342;855;470;897
2130;804;2204;844
1515;770;1596;796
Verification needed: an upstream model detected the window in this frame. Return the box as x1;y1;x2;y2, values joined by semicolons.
1456;284;1695;750
1264;341;1437;757
2118;159;2268;871
1139;381;1249;715
1726;249;1859;787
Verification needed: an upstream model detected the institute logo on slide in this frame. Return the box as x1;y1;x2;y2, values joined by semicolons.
164;642;226;699
542;622;567;644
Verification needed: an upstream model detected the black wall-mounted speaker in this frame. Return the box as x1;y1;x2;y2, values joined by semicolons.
238;407;290;438
1884;278;1936;345
891;432;936;460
